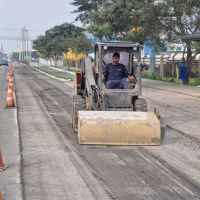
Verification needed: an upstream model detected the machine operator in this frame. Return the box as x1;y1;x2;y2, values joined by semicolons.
102;52;135;89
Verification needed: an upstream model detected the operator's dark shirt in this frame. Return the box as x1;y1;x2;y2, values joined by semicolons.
103;63;128;81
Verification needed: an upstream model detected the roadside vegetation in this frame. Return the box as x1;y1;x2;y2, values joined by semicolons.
32;0;200;85
35;67;74;80
32;23;92;66
71;0;200;83
47;65;77;72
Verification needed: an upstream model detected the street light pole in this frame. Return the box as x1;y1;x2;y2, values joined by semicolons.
25;28;29;60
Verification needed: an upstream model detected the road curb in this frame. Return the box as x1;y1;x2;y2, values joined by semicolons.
30;66;72;82
13;74;23;200
49;66;75;75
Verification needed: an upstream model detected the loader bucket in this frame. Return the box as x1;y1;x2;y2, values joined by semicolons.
78;111;161;145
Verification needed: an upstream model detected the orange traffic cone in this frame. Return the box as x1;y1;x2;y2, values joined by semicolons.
8;77;13;84
8;82;15;90
0;149;5;172
9;68;14;76
6;89;15;108
6;72;10;81
0;192;2;200
10;63;14;69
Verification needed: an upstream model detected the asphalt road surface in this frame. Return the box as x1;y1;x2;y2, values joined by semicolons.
14;64;200;200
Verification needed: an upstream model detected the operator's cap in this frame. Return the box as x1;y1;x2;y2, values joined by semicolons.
112;52;120;58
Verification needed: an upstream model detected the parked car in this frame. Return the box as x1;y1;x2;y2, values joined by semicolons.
0;58;8;66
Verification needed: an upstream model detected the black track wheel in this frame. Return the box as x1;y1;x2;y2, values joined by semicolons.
71;95;86;133
133;98;147;112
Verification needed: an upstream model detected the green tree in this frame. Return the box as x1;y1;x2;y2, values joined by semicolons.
133;0;200;81
45;23;84;38
72;0;200;81
71;0;100;24
72;0;132;40
33;22;92;64
32;35;52;59
67;36;92;53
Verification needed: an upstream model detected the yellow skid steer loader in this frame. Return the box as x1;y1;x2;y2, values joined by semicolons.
71;42;165;145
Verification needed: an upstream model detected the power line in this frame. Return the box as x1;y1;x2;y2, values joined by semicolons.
27;29;46;32
0;27;45;32
0;26;31;58
0;28;18;31
0;35;21;40
0;26;41;55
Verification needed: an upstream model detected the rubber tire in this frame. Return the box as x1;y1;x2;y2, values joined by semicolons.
71;95;86;133
133;98;147;112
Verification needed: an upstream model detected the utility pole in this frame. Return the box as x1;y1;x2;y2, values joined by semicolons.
21;26;29;60
25;28;29;59
0;44;4;54
21;28;25;59
0;28;31;60
150;49;156;73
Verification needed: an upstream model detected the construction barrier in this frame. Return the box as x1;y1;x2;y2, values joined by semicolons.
6;72;10;81
6;64;15;108
6;89;15;108
8;82;15;91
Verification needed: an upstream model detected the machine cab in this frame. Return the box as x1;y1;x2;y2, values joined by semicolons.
93;42;142;91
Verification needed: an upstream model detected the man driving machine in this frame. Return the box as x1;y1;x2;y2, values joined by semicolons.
102;52;135;89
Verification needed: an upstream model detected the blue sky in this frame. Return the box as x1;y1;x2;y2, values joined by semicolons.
0;0;81;53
